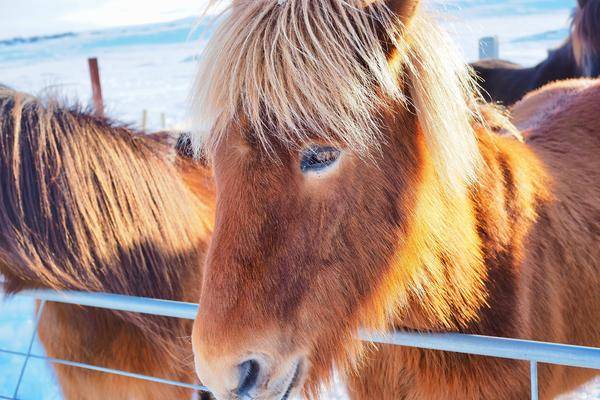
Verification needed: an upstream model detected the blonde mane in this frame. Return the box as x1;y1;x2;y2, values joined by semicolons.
192;0;482;190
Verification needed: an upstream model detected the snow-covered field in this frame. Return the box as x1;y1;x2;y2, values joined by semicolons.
0;0;598;398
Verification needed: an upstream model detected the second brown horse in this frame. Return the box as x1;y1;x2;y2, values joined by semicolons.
0;88;215;399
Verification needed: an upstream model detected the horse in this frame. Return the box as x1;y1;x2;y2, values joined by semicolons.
189;1;600;399
471;0;600;105
0;88;216;400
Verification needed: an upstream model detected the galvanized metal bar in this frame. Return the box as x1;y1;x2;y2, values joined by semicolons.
12;300;46;398
530;361;538;400
0;347;208;393
10;290;600;381
18;289;198;320
359;330;600;370
15;290;600;370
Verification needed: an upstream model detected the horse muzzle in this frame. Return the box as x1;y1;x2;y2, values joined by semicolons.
193;343;306;400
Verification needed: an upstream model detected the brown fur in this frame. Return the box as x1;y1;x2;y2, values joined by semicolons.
471;0;600;105
348;82;600;398
191;1;600;399
0;89;215;399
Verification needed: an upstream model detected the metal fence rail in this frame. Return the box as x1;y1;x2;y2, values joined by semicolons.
1;289;599;400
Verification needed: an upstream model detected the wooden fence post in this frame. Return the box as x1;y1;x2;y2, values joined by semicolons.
479;36;499;60
88;58;104;117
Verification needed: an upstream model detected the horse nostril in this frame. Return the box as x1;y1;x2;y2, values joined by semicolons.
236;359;261;395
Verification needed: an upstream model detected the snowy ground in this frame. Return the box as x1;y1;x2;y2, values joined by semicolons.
0;0;598;398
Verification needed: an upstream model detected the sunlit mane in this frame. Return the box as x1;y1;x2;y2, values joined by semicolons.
0;88;208;302
192;0;482;190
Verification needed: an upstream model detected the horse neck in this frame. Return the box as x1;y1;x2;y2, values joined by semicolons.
395;126;550;336
534;39;580;85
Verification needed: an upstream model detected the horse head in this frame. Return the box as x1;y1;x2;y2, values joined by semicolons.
190;0;485;398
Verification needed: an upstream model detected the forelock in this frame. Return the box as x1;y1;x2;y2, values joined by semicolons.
191;0;406;156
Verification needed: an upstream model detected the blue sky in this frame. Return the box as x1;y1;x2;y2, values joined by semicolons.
0;0;218;40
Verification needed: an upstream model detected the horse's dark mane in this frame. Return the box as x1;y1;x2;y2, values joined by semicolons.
574;0;600;53
0;89;212;349
472;40;579;104
471;1;600;104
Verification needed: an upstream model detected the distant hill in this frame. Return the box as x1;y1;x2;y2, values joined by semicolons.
0;16;211;63
0;32;76;47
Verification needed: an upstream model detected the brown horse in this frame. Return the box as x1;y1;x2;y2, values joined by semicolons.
190;1;600;399
472;0;600;105
0;88;215;399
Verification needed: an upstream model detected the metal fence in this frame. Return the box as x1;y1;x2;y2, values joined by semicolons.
1;289;599;400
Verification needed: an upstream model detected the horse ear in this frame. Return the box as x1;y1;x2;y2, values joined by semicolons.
364;0;420;24
363;0;420;59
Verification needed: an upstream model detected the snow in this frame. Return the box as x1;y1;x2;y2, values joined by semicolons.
0;0;598;398
0;297;62;399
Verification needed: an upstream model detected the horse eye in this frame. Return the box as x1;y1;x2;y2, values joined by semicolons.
300;146;341;173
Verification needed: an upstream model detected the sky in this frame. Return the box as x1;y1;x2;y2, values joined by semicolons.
0;0;218;40
0;0;577;41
